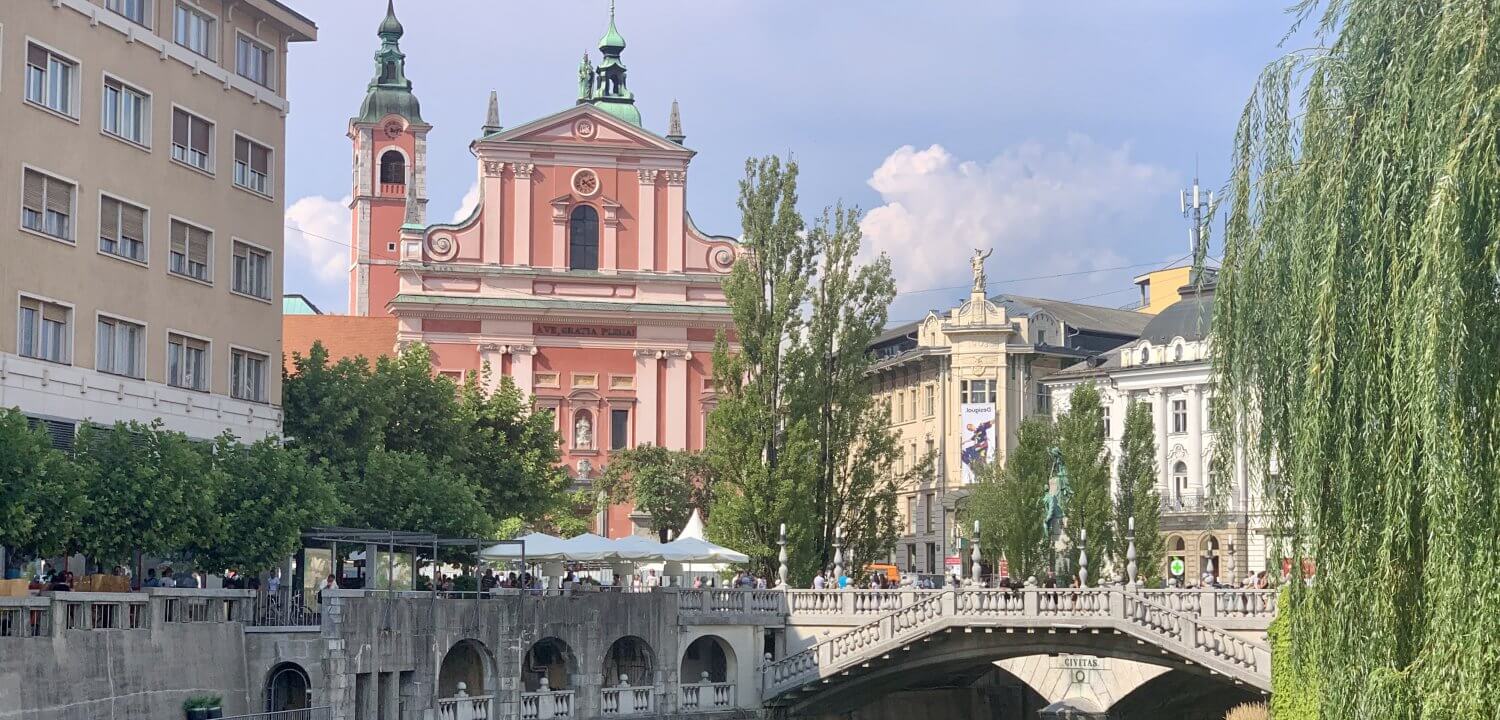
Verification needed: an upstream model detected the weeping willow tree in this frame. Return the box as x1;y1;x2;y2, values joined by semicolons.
1212;1;1500;717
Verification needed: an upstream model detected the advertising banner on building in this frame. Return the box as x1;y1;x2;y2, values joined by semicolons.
959;403;996;484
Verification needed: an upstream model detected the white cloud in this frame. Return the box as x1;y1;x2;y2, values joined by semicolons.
283;195;352;313
452;181;481;223
860;137;1176;309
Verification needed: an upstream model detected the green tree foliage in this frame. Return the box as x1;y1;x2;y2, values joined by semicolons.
0;408;88;558
1113;401;1164;584
962;418;1054;580
1212;1;1500;714
347;449;493;540
458;372;566;522
1268;590;1321;720
73;421;223;566
193;437;341;574
1054;384;1114;580
596;445;711;535
706;156;906;582
283;341;566;536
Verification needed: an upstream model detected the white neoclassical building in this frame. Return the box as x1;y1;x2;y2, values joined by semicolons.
1043;270;1270;582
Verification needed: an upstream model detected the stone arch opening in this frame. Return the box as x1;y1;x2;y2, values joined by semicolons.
524;637;577;691
569;204;599;270
379;149;406;185
439;638;494;699
264;661;311;712
1200;534;1222;581
603;635;656;687
680;635;737;684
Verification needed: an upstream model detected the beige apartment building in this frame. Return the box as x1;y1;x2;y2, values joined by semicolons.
869;256;1149;576
0;0;315;443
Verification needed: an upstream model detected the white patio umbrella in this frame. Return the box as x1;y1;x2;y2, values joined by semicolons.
479;532;567;562
611;535;699;562
663;511;750;563
559;533;620;561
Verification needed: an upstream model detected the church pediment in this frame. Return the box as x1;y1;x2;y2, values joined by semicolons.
479;104;689;155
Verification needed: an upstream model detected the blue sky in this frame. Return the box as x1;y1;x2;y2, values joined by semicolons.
281;1;1301;320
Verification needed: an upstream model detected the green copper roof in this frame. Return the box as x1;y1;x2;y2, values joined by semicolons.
356;1;423;124
580;1;640;126
599;9;625;53
593;100;642;125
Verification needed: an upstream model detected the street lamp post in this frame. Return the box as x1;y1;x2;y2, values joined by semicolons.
777;523;788;589
1126;516;1138;588
970;520;981;587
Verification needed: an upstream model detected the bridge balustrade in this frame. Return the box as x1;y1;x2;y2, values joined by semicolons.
436;693;493;720
520;688;575;719
679;673;734;711
599;678;653;716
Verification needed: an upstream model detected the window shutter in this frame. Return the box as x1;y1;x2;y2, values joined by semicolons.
235;136;249;164
252;144;270;175
121;204;146;242
172;221;188;256
190;116;211;154
100;197;120;241
189;226;210;265
45;178;70;215
173;109;189;145
23;170;45;213
27;44;47;70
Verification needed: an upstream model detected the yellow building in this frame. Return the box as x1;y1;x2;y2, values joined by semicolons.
869;255;1150;576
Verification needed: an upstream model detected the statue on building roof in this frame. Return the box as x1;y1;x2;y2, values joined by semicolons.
971;248;993;293
578;52;595;101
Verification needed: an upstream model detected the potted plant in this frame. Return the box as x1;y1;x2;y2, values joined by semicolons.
204;695;223;719
183;697;209;720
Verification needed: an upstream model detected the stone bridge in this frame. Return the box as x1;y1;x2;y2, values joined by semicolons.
2;585;1275;719
751;587;1276;717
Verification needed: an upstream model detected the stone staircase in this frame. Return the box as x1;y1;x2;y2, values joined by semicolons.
761;587;1274;704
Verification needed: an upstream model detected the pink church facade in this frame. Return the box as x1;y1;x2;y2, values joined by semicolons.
346;3;737;537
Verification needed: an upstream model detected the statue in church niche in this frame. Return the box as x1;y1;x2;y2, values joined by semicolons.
578;53;594;100
575;412;593;450
577;459;593;481
971;248;993;292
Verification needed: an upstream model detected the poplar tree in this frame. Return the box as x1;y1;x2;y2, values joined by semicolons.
963;417;1054;580
1113;402;1163;585
706;156;905;582
1213;1;1500;714
1054;383;1114;581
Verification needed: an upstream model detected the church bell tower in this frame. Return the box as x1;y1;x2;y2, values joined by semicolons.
348;0;429;316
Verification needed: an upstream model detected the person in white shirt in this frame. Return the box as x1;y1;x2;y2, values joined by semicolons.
812;573;826;589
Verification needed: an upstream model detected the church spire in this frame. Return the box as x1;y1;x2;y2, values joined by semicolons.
356;0;423;124
587;0;641;126
666;99;685;144
481;90;502;135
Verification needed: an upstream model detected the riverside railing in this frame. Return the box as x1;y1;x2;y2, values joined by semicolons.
219;708;332;720
0;589;256;638
679;675;734;711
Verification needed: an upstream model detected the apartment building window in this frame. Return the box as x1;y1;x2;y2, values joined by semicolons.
906;544;917;572
1035;385;1053;416
96;316;144;379
1205;397;1216;431
1101;405;1112;439
907;496;916;535
169;219;212;282
1172;398;1188;434
893;393;902;423
174;3;215;58
167;333;208;391
234;135;272;196
106;0;151;27
22;168;74;242
25;43;77;118
100;195;147;262
907;390;916;420
236;33;274;88
960;379;995;405
926;439;936;478
924;384;935;417
171;108;213;172
610;408;630;451
924;492;935;534
230;348;268;403
232;241;270;299
18;297;70;365
102;76;149;146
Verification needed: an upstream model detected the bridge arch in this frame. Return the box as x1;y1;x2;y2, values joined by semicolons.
524;637;578;691
1109;668;1260;719
681;634;736;684
602;635;656;687
264;661;312;712
439;638;496;699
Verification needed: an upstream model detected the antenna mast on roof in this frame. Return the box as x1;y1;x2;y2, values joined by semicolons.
1179;171;1213;286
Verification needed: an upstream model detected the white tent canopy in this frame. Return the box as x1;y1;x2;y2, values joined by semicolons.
477;526;747;565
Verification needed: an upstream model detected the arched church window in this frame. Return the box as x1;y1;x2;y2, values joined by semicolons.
569;205;599;271
1139;346;1150;364
379;150;406;185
